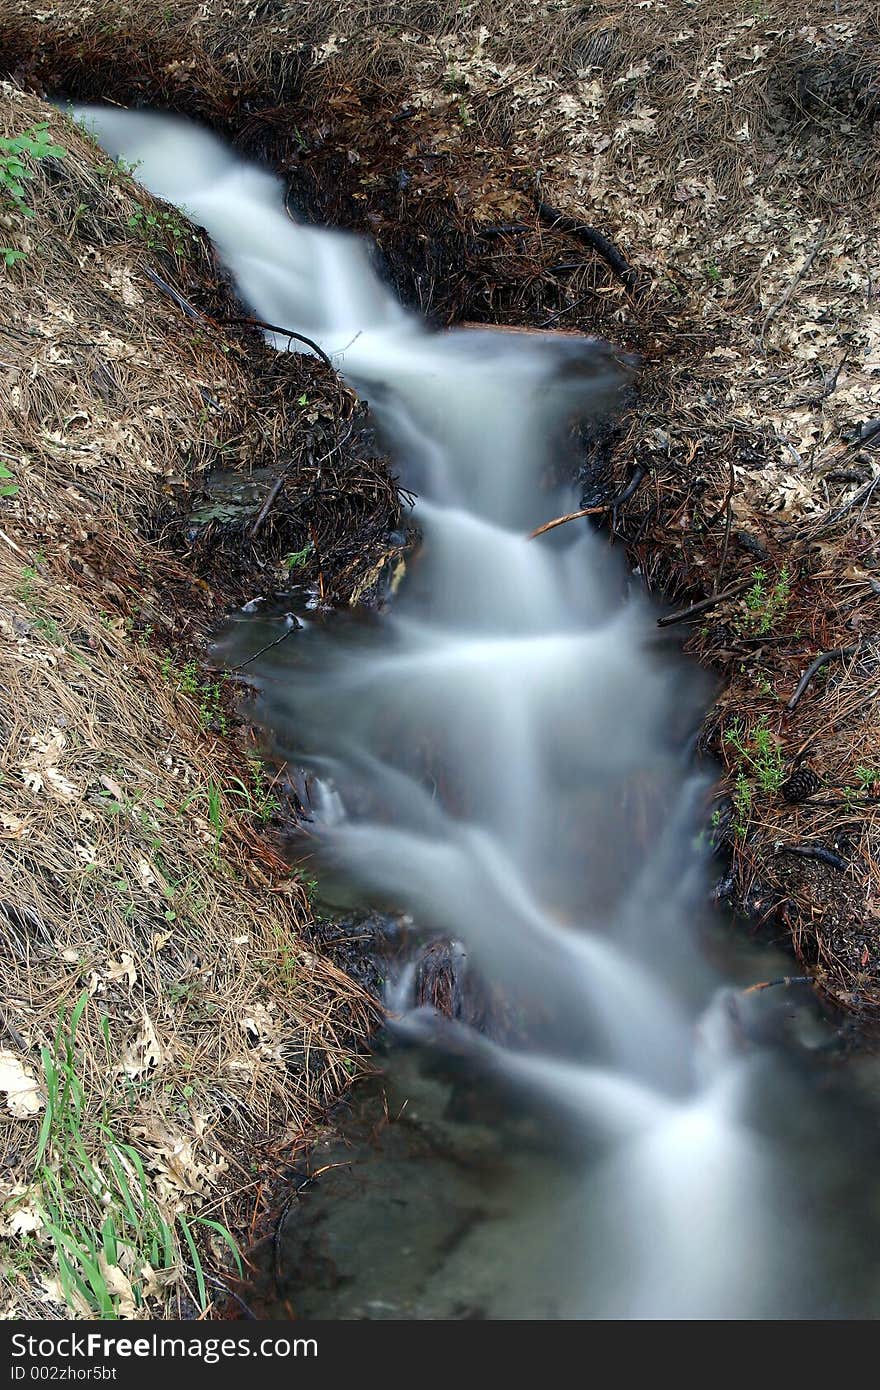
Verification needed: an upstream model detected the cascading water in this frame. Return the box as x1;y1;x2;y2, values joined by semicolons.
74;107;880;1319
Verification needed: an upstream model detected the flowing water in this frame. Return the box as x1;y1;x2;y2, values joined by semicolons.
76;107;880;1319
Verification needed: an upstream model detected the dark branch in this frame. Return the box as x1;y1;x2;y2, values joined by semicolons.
219;315;335;370
536;201;642;295
787;644;861;712
656;577;753;628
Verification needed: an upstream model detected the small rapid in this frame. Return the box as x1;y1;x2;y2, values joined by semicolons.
75;106;880;1319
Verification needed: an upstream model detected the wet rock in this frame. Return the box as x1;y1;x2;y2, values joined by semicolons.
307;911;403;1000
411;938;530;1045
735;530;769;561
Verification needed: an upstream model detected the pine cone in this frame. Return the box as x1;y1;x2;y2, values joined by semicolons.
780;766;821;804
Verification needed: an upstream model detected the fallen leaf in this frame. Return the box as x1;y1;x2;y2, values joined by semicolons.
98;1255;137;1318
0;1051;43;1118
106;952;137;989
119;1016;162;1078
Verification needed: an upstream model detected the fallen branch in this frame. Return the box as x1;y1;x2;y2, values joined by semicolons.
144;269;336;370
535;201;642;295
780;844;848;872
248;474;287;540
742;975;812;995
787;643;861;712
530;467;647;539
656;576;753;628
713;455;737;594
145;267;209;323
219;315;335;370
759;223;826;346
477;223;530;238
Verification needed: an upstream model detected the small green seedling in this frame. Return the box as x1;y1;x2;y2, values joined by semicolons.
0;122;67;267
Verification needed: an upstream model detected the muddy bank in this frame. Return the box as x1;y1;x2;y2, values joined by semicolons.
2;2;879;1012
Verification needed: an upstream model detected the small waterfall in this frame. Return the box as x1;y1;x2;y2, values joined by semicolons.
76;106;812;1318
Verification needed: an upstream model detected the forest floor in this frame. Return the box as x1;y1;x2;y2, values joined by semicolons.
0;84;395;1318
0;0;879;1316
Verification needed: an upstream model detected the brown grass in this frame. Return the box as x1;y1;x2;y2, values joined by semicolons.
0;84;379;1318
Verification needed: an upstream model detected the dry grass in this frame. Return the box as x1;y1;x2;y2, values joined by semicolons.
0;0;878;1113
0;85;378;1318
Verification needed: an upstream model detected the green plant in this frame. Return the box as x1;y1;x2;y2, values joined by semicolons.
225;761;281;825
9;994;242;1317
270;924;298;987
299;871;320;907
15;550;44;605
283;543;313;572
32;614;63;645
0;459;18;497
704;262;722;283
731;770;752;838
855;766;880;792
128;205;193;254
725;715;785;794
742;566;791;635
179;780;226;861
0;122;67;266
162;656;228;733
724;716;787;837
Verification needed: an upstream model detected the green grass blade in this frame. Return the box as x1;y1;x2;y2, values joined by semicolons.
41;1220;113;1318
101;1215;118;1266
191;1218;243;1277
177;1214;207;1311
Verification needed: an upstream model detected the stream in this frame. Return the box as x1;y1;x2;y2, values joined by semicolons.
76;106;880;1320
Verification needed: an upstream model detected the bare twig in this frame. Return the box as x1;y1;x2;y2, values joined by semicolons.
143;269;336;370
656;576;753;628
539;295;590;328
226;620;302;672
535;201;642;295
530;467;647;538
787;643;862;712
742;975;812;995
800;472;880;539
714;455;737;595
759;223;826;346
248;475;287;540
0;528;26;557
220;315;335;370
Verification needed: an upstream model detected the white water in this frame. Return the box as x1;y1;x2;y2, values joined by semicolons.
77;107;804;1318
